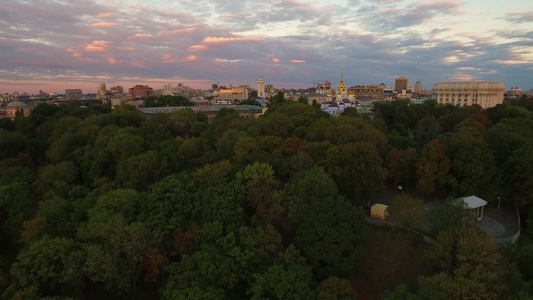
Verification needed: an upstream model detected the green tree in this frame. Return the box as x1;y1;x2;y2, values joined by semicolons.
415;139;450;194
116;150;169;191
503;143;533;211
285;168;368;279
249;263;315;299
32;161;78;200
428;198;470;235
316;276;357;300
144;95;192;107
487;118;533;165
7;236;84;298
294;196;367;279
386;147;404;188
216;129;248;160
387;194;425;228
0;181;36;239
414;117;442;146
298;96;308;105
446;142;500;199
137;174;194;240
0;129;29;160
178;137;217;168
192;178;247;234
421;226;509;299
82;216;154;299
260;112;295;138
167;108;202;137
271;91;286;105
242;162;284;224
335;142;386;203
105;129;145;161
398;147;418;190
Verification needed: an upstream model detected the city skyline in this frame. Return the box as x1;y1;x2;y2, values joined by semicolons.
1;0;533;94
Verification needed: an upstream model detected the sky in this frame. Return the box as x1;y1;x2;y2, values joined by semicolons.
1;0;532;94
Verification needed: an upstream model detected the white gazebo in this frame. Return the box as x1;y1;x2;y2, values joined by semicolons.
458;195;488;221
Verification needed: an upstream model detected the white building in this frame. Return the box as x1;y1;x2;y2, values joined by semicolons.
433;81;505;109
257;76;265;98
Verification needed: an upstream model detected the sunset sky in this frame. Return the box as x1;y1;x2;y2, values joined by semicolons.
1;0;532;94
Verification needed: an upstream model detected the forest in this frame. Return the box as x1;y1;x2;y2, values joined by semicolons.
1;95;533;299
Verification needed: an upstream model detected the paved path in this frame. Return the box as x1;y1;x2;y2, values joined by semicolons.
369;191;520;244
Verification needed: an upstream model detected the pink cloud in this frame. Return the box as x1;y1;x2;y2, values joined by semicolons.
85;41;110;52
91;23;120;28
108;58;117;65
203;36;261;44
66;48;82;58
273;58;280;63
129;33;153;39
116;46;135;51
96;12;117;18
188;44;207;51
159;28;196;36
162;54;198;63
291;60;306;63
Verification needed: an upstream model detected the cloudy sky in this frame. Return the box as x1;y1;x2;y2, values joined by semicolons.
1;0;532;94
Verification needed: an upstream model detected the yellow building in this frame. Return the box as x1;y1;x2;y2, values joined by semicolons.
371;204;388;220
347;85;385;100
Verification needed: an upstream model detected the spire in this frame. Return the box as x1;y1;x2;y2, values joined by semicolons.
258;76;264;84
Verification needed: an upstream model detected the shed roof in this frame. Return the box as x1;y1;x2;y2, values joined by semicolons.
372;203;388;210
459;195;487;209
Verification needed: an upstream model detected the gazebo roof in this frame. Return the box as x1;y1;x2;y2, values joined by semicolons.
459;195;487;209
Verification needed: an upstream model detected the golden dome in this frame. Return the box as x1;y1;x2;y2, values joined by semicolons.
258;76;264;84
338;73;346;93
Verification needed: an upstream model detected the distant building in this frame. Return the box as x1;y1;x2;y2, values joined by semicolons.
137;104;264;122
396;89;412;99
162;83;198;98
507;87;521;96
129;85;154;99
433;81;505;109
415;81;422;94
110;85;124;94
215;85;249;102
264;84;275;97
347;84;385;101
257;76;265;98
97;83;106;100
65;89;82;100
383;88;394;101
395;76;409;93
5;101;31;117
192;99;209;106
110;94;126;107
316;81;332;95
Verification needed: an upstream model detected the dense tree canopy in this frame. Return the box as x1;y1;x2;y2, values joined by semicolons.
1;96;533;299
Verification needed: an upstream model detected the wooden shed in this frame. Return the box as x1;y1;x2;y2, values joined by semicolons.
371;203;388;220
